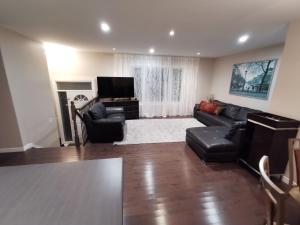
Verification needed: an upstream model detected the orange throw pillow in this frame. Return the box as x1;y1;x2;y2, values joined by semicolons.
199;101;218;114
199;101;207;111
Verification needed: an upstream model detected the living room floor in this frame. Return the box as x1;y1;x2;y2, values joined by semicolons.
0;142;299;225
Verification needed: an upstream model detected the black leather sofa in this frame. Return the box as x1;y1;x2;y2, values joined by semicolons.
186;101;261;162
83;102;125;143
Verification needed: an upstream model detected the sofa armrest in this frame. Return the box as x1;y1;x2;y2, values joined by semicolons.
106;107;124;115
230;128;246;150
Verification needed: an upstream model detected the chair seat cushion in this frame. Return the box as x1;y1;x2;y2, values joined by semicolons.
186;127;236;153
222;104;241;120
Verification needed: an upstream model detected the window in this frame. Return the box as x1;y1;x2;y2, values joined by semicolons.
73;94;89;102
133;67;182;102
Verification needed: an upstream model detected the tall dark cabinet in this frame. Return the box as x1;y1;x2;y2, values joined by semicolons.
241;113;300;174
100;99;139;120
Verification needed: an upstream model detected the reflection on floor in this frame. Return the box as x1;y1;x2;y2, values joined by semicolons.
0;142;299;225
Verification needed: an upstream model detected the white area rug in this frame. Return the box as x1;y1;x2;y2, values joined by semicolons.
115;118;204;145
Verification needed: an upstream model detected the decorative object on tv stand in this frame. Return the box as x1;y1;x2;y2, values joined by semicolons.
229;59;277;100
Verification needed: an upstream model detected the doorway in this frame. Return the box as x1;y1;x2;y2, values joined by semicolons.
56;81;94;145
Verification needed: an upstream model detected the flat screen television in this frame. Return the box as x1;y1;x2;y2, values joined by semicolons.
97;77;134;98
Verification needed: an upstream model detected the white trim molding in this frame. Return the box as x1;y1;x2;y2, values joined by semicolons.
23;143;42;151
0;143;43;153
0;146;25;153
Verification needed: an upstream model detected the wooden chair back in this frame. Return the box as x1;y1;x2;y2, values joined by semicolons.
259;156;287;225
288;138;300;190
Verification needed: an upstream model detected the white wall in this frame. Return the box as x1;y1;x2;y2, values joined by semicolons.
0;27;59;149
210;44;284;111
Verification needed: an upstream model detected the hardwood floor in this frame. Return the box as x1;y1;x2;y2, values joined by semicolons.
0;142;298;225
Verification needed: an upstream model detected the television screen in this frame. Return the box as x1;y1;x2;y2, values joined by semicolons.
97;77;134;98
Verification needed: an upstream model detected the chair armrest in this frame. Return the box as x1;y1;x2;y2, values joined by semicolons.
106;107;124;115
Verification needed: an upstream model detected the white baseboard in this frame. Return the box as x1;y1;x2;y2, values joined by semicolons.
23;143;42;151
0;143;43;153
0;147;25;153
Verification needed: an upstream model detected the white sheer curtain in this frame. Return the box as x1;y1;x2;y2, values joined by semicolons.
114;53;201;117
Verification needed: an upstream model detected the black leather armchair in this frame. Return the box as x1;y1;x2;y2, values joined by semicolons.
83;102;125;143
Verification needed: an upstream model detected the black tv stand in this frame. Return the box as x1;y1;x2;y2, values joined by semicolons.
100;98;139;120
111;97;137;102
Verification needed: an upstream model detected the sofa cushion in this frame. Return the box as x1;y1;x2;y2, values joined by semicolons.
222;104;241;120
214;105;226;115
216;116;236;127
186;127;236;153
88;103;107;120
225;121;247;140
195;111;235;127
236;107;260;121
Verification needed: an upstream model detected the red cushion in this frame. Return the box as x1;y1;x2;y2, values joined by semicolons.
199;101;207;111
199;101;218;114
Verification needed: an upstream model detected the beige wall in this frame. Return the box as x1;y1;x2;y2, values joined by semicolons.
47;50;114;83
46;50;214;98
269;20;300;122
268;20;300;183
0;50;23;150
0;27;59;149
45;50;116;141
210;45;284;111
45;50;214;140
197;58;214;102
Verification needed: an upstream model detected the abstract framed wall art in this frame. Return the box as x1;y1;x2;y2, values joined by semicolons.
229;59;278;100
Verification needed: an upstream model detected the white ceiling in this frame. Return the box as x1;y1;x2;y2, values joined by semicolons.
0;0;300;57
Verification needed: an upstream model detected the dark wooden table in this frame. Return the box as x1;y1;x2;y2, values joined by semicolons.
0;158;123;225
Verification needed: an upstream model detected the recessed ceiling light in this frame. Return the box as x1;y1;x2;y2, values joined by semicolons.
196;52;201;56
100;22;111;33
238;34;249;44
169;30;175;37
149;48;155;54
112;48;116;51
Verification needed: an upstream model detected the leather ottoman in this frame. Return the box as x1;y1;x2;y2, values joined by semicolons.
186;126;238;162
